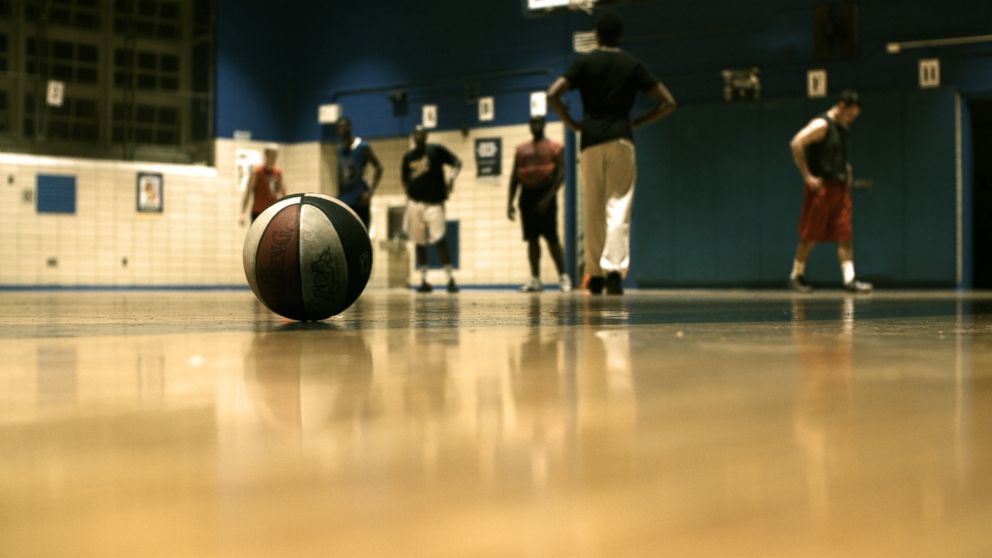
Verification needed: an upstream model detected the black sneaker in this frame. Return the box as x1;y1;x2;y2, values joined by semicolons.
789;275;813;294
416;281;433;293
605;272;624;295
844;279;873;294
588;276;604;295
446;279;459;293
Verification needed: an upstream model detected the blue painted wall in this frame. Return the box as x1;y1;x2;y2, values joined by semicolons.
632;88;958;287
217;0;992;142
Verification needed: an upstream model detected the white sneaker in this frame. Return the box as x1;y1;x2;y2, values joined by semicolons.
559;274;573;293
520;278;543;293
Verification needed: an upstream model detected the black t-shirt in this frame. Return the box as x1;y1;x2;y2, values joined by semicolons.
805;114;849;182
564;48;659;150
402;144;458;203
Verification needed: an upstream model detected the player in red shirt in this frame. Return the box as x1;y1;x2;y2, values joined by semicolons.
240;144;288;225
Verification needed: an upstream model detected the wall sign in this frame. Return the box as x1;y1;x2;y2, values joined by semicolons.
475;137;502;177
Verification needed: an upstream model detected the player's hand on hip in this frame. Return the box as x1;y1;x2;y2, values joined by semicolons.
805;175;824;193
446;180;455;194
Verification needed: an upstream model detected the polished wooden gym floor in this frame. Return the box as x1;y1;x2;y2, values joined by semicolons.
1;289;990;557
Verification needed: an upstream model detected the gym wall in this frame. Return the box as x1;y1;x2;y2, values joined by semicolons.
633;87;958;287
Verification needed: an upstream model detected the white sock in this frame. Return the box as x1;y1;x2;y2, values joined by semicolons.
420;267;428;283
841;261;855;284
790;260;806;280
444;265;454;281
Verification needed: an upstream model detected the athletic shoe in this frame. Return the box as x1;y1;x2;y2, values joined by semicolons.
844;278;873;294
605;272;624;295
416;281;433;293
588;276;604;295
447;279;460;293
789;275;813;294
559;274;573;293
520;278;543;293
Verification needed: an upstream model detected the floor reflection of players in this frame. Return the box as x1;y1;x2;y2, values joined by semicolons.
791;298;855;521
504;296;569;488
243;328;373;437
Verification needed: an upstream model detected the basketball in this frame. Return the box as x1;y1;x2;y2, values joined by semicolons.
243;193;373;321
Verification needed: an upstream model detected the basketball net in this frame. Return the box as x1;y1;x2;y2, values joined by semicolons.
567;0;597;14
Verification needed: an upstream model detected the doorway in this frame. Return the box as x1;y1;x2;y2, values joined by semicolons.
972;100;992;288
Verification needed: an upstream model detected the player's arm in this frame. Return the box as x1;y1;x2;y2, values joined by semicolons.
275;175;287;199
547;77;581;133
789;119;829;191
401;156;411;195
632;83;677;130
507;158;520;221
538;149;565;214
366;146;384;197
239;173;255;225
445;149;462;193
847;163;854;187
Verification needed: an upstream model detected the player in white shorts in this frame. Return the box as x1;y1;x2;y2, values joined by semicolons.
402;125;462;293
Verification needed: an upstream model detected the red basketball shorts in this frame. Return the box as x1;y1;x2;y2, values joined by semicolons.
798;180;852;243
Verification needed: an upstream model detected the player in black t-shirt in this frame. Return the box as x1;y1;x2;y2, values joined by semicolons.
547;11;676;295
402;125;462;293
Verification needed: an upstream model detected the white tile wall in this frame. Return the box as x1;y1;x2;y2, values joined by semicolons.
0;123;569;288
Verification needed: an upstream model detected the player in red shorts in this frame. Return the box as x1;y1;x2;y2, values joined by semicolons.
788;90;872;294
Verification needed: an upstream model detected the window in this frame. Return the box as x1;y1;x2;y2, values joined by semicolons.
4;0;214;163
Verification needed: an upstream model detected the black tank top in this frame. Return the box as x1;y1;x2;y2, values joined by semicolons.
805;113;849;182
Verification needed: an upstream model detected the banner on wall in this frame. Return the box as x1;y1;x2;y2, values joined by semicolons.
475;137;501;177
137;172;163;213
236;148;262;192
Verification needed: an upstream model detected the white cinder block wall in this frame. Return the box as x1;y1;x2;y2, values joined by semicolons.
0;122;567;288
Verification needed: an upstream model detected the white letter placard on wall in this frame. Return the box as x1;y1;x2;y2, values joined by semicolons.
478;97;495;122
530;91;547;117
807;69;827;98
422;104;438;129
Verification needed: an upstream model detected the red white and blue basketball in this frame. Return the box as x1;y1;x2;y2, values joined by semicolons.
243;193;372;321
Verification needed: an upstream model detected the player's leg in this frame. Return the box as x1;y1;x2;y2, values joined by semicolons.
521;240;542;292
790;241;816;293
832;185;871;293
580;145;607;294
541;211;569;292
405;201;433;292
519;197;542;292
600;140;636;295
837;240;872;293
414;244;432;292
427;204;458;293
792;182;832;293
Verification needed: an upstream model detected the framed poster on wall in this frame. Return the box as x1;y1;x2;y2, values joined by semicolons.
137;172;163;213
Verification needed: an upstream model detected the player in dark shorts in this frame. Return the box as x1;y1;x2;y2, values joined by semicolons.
335;117;383;230
402;125;462;293
788;90;872;294
547;11;676;295
508;116;571;293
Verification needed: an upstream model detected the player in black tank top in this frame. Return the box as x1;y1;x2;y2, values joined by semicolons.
788;90;872;294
